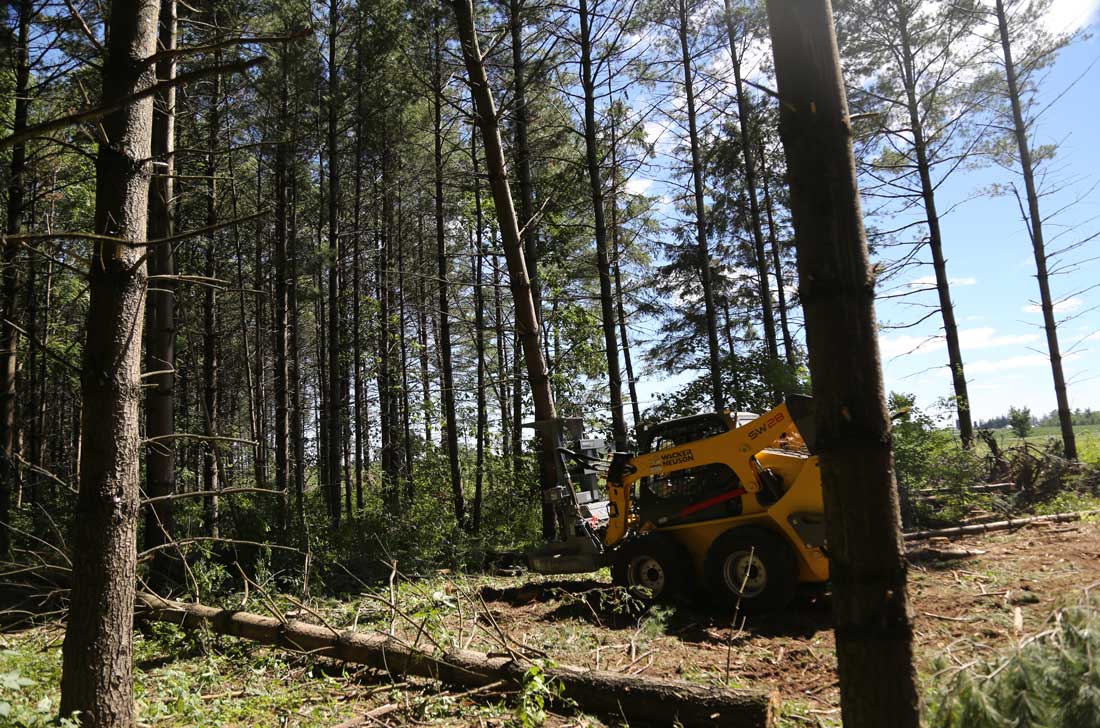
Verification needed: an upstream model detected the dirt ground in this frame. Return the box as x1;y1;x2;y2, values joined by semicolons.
5;520;1099;727
466;519;1100;723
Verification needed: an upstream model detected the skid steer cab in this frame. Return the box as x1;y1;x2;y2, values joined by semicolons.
526;395;828;612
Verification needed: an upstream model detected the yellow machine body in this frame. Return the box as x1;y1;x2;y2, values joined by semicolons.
603;402;829;585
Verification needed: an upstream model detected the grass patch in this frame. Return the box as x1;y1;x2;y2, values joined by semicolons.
985;424;1100;464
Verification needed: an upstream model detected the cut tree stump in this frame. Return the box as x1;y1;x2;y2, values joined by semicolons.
137;593;777;727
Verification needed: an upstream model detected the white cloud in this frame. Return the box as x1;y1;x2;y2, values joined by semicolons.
625;177;653;195
879;326;1039;359
643;121;665;146
967;354;1049;373
967;353;1080;374
906;275;977;289
1022;297;1083;314
1046;0;1100;33
879;334;941;359
958;327;1040;350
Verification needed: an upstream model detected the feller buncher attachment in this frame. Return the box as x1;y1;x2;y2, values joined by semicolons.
526;395;829;611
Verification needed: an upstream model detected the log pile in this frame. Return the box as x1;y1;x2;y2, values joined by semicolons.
137;593;777;727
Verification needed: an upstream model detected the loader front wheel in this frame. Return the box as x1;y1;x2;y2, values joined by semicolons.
705;526;798;613
611;534;690;603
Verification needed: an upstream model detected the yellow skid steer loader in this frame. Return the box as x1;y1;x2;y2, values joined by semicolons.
526;395;828;611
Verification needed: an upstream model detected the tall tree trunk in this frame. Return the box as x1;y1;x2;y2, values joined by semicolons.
26;253;50;506
760;145;796;367
507;0;555;524
316;228;329;502
326;0;343;528
508;0;541;331
608;96;641;432
493;247;511;463
471;114;487;533
676;0;724;412
578;0;626;450
721;300;741;410
0;0;32;558
451;0;559;537
416;214;433;445
994;0;1076;459
763;2;921;726
230;138;263;499
897;12;974;448
59;2;158;722
722;0;778;365
273;44;291;522
202;56;222;538
398;194;415;495
288;164;308;536
352;19;366;510
434;11;466;523
143;0;177;580
251;147;268;496
377;147;402;500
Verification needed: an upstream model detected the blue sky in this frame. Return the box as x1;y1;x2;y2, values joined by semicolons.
873;1;1100;421
630;0;1100;423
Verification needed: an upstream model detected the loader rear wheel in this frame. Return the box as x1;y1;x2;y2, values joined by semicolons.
705;526;798;613
611;533;691;603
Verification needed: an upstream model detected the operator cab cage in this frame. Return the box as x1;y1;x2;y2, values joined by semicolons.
637;394;816;455
633;395;817;528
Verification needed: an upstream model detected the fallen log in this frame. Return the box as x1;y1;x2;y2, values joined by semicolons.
137;593;777;727
907;547;987;563
912;482;1016;499
904;510;1097;542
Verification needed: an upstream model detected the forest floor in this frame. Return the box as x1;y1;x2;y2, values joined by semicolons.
4;519;1100;727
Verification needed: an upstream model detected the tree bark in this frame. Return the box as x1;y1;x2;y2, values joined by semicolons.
608;97;641;432
508;0;542;335
397;192;415;495
288;163;308;538
759;145;796;367
762;1;921;726
202;50;222;538
416;212;433;445
493;246;512;464
352;19;367;510
994;0;1076;459
143;0;177;581
0;0;32;559
273;43;291;522
433;12;466;523
325;0;343;528
60;1;158;723
897;10;974;449
471;113;487;533
578;0;626;450
451;0;559;536
139;594;777;727
722;0;778;365
676;0;724;412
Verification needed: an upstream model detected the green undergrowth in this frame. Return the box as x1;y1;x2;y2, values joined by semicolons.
926;597;1100;728
0;617;569;727
890;394;1100;530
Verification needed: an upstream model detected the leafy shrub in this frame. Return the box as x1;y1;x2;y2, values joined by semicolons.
890;393;986;529
927;599;1100;728
1009;406;1034;438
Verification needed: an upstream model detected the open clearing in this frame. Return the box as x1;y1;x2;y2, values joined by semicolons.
5;520;1100;726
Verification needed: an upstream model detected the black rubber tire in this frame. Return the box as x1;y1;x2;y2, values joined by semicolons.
611;533;692;603
704;526;799;613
